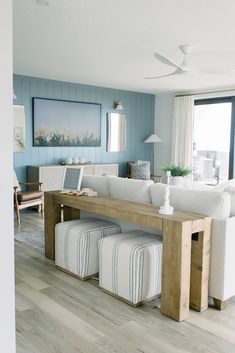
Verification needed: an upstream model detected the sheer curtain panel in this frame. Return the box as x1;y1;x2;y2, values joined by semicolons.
171;96;194;167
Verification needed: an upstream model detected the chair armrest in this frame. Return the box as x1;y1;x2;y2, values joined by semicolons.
19;182;43;186
19;181;43;190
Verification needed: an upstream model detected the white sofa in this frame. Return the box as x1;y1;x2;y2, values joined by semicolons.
81;175;235;308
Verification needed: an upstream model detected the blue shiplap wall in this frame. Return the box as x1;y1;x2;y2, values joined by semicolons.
13;75;155;181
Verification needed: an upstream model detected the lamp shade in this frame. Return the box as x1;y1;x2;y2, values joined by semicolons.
144;134;162;143
114;100;123;110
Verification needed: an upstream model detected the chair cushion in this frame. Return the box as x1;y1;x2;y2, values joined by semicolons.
17;190;43;204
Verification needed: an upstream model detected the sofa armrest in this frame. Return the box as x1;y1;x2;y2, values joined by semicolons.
210;216;235;301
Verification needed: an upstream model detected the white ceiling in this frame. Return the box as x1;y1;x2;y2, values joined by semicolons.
13;0;235;94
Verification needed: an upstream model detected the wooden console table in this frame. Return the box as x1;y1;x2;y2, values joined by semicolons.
44;191;211;322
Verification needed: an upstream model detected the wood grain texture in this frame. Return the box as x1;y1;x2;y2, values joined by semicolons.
190;217;212;312
44;191;212;322
44;192;61;259
63;206;80;222
213;298;229;311
161;220;192;321
14;216;235;353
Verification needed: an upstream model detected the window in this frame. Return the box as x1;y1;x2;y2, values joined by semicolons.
193;97;235;183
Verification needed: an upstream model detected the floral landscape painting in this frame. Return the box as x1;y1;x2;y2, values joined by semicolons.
33;98;101;147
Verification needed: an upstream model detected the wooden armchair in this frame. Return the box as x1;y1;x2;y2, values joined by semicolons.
14;170;44;227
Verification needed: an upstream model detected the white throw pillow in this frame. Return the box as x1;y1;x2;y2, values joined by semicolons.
108;177;153;203
150;183;231;218
81;175;111;195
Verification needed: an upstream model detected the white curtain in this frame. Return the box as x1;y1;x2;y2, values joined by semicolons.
171;96;194;167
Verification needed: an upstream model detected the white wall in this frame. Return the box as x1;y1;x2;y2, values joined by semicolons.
154;93;175;175
0;1;15;353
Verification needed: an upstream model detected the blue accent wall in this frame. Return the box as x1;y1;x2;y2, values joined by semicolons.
13;75;155;181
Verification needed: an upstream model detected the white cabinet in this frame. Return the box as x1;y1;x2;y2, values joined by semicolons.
27;164;119;191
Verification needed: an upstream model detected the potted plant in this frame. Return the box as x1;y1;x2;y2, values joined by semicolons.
161;164;192;187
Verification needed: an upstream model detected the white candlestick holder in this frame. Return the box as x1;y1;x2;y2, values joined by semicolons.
159;171;174;215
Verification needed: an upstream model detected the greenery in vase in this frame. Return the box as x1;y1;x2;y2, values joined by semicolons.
161;164;192;177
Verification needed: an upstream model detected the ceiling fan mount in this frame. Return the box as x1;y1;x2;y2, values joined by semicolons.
145;45;235;80
179;45;193;55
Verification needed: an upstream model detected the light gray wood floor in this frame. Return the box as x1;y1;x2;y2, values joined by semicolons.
15;211;235;353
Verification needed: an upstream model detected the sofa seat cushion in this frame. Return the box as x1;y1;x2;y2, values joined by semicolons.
17;190;43;204
81;175;110;195
108;177;153;203
150;183;231;218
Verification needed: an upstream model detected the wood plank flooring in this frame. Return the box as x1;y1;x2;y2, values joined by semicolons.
15;211;235;353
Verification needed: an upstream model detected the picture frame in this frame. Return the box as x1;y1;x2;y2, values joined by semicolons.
33;97;101;147
13;105;26;152
61;167;84;191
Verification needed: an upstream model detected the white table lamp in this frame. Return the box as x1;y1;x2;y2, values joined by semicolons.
144;134;162;143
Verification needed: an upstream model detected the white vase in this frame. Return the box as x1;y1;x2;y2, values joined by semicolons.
171;176;183;187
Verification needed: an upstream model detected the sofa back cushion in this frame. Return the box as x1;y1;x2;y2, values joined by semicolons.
108;177;153;203
81;175;110;195
224;186;235;217
150;183;231;218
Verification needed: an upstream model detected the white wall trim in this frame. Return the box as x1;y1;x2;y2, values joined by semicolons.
0;1;15;352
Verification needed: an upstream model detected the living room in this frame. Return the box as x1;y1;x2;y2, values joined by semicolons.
2;1;235;352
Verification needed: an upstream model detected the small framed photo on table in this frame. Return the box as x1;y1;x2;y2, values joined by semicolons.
61;167;84;191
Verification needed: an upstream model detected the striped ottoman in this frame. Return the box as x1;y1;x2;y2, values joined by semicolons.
99;230;162;306
55;218;121;280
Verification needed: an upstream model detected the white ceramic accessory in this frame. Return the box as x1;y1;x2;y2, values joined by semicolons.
65;158;72;165
159;171;174;215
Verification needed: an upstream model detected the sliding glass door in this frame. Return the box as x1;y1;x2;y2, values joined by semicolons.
193;97;235;183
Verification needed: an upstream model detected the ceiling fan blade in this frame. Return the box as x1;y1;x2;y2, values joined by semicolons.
154;52;184;70
199;68;235;74
144;70;181;79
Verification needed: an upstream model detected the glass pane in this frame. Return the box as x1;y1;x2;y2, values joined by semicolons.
193;102;232;183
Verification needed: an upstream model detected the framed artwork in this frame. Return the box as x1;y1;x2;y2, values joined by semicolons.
13;105;26;152
61;167;84;191
33;97;101;147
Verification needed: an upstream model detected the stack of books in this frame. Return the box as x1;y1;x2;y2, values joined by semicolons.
81;190;98;196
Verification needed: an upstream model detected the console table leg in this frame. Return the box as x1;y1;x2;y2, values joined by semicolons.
161;219;192;322
44;193;61;260
190;217;211;312
63;206;80;221
213;298;228;310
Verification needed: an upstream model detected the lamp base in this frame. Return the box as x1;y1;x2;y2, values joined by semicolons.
159;205;174;215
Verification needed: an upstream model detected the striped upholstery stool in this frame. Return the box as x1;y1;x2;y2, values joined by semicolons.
99;230;162;306
55;218;121;280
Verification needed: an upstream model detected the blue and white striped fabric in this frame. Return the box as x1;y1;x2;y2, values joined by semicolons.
99;230;162;305
55;218;121;279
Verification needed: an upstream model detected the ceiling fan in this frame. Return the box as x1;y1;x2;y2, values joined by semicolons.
145;45;235;79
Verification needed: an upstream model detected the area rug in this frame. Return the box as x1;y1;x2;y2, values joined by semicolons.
14;229;45;254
